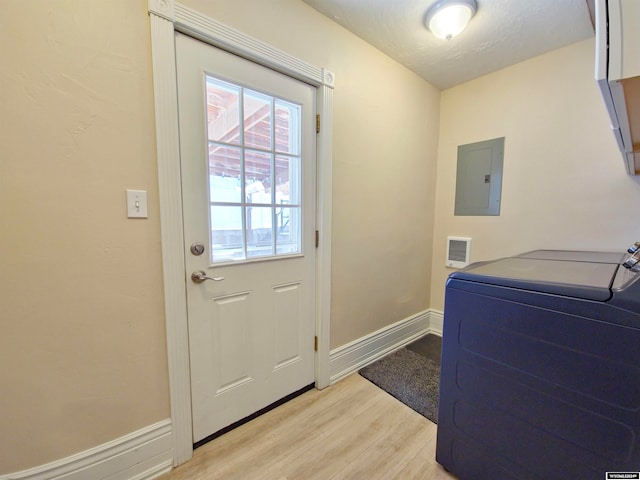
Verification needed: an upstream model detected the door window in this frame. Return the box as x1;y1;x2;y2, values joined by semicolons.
205;76;302;263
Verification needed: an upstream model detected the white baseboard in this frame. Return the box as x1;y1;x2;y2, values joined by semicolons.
1;420;173;480
429;309;444;336
329;309;443;384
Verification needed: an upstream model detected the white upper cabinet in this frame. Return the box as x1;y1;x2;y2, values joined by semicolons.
595;0;640;175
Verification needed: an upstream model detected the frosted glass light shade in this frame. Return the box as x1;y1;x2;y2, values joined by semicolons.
426;0;477;40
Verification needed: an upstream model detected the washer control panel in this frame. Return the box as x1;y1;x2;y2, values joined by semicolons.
623;241;640;271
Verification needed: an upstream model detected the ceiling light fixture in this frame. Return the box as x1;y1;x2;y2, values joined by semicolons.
425;0;477;40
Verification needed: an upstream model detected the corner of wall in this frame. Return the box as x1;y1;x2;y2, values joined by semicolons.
328;309;442;384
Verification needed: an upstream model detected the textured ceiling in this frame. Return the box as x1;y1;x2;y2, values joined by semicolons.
302;0;595;89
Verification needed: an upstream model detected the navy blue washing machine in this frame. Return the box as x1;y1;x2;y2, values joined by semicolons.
436;245;640;480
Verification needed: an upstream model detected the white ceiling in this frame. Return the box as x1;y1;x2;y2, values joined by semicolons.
302;0;596;89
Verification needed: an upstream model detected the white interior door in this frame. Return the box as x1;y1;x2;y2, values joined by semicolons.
176;32;317;443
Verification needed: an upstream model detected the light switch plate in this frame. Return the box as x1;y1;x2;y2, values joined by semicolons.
126;189;148;218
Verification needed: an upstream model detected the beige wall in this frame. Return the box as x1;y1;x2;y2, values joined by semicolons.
0;0;170;473
430;38;640;311
0;0;439;473
184;0;441;348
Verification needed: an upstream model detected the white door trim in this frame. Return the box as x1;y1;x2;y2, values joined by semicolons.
148;0;333;466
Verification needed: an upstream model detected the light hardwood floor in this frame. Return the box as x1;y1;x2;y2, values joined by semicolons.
161;373;457;480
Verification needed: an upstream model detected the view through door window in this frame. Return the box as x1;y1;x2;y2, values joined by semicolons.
205;75;302;263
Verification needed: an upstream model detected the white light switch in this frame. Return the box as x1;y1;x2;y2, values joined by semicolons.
126;189;148;218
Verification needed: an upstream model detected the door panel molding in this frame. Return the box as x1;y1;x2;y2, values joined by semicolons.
148;0;333;466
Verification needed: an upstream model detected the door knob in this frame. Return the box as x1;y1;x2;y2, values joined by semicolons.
191;270;224;283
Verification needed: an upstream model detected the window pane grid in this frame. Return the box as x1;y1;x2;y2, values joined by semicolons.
206;74;303;263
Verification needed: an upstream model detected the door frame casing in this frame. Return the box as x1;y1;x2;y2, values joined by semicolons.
148;0;334;466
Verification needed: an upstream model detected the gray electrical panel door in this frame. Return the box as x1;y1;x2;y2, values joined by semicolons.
454;137;504;216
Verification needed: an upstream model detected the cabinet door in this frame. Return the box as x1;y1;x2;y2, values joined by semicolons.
608;0;640;81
